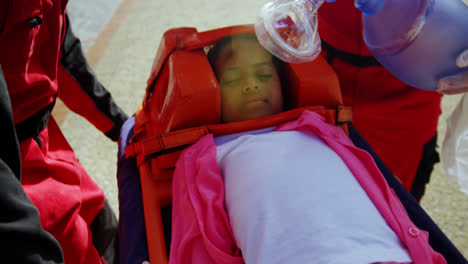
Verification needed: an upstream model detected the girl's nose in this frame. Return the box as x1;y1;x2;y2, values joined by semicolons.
242;85;260;93
242;77;261;93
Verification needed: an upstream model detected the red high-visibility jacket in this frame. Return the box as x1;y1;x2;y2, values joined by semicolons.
317;0;442;189
0;0;127;263
0;0;126;134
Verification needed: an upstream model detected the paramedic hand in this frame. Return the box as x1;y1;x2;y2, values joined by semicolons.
437;49;468;94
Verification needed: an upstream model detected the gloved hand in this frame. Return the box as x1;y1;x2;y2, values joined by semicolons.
437;49;468;94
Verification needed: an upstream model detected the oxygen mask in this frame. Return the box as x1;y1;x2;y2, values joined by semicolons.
255;0;331;63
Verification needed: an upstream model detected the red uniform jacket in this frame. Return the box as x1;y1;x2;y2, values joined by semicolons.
317;0;442;190
0;0;127;263
0;0;126;136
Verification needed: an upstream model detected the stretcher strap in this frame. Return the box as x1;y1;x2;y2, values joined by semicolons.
321;39;382;68
125;126;209;159
125;106;352;159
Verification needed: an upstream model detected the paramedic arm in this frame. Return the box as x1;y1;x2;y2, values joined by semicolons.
58;13;129;141
437;49;468;94
0;67;64;264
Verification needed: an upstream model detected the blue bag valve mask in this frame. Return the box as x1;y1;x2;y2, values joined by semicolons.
354;0;385;15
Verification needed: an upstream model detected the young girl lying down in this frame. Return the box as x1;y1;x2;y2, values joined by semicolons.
168;34;446;264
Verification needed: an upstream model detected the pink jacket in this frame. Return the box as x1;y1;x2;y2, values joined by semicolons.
169;111;446;264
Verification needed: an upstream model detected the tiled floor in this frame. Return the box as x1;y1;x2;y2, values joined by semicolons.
67;0;123;52
58;0;468;259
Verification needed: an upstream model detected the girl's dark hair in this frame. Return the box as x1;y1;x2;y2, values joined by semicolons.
206;33;288;108
206;33;284;81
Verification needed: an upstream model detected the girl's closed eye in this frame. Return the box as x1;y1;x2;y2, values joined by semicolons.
222;79;240;86
255;63;275;82
257;73;273;82
256;67;275;82
221;68;241;86
222;78;241;86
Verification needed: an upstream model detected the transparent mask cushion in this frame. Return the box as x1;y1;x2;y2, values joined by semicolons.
255;0;323;63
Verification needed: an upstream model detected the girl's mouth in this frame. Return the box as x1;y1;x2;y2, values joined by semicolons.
246;97;268;104
245;98;269;109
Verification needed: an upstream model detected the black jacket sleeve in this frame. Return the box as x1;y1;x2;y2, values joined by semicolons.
58;12;129;141
0;66;64;264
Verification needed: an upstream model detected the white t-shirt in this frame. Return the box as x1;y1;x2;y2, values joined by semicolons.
215;129;412;264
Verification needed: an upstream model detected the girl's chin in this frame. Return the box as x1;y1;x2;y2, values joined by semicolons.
225;107;280;123
246;109;276;120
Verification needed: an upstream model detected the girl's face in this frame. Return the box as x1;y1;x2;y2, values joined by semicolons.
215;38;283;123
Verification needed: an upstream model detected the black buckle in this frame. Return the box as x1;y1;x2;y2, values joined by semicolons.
27;16;42;28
